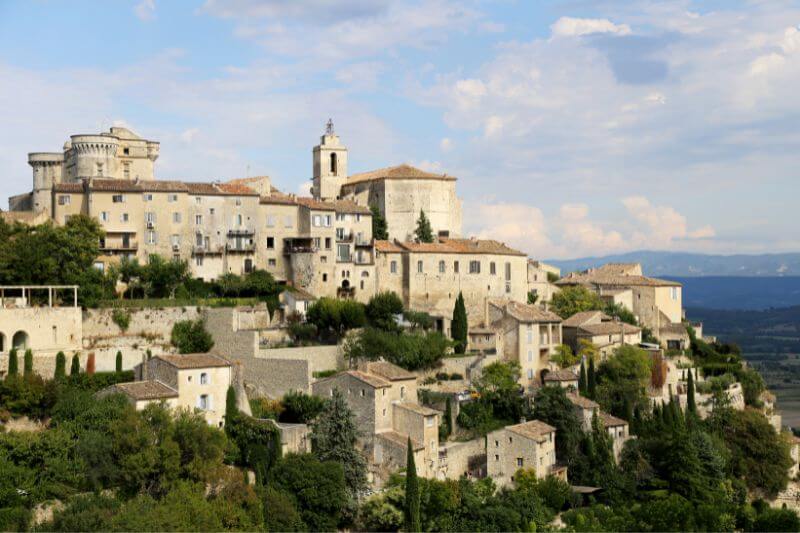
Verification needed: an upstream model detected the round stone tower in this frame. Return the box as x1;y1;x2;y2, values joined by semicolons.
28;152;64;214
67;134;120;178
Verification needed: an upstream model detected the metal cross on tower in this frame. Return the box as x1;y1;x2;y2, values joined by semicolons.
326;118;334;135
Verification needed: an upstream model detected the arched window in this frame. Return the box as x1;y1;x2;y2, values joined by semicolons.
200;372;209;385
12;331;29;351
330;153;338;174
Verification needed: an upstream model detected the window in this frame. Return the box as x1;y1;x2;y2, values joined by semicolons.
123;147;130;155
195;215;203;225
400;386;405;399
509;436;513;443
454;261;459;273
439;260;445;273
146;230;157;244
58;195;70;206
360;389;365;397
313;215;322;227
168;194;177;203
121;213;129;222
505;262;512;280
469;260;480;274
425;416;434;427
112;194;125;203
490;262;496;275
517;458;524;467
495;454;500;461
338;244;351;262
382;408;386;417
266;215;276;227
100;211;109;222
145;212;156;224
284;215;293;228
322;273;328;282
325;215;332;227
495;440;499;447
173;212;181;223
200;372;209;385
527;369;533;379
528;350;533;362
123;163;130;179
314;237;321;248
266;237;274;249
198;394;210;410
325;237;332;250
96;163;103;176
330;152;338;174
235;198;242;206
171;234;180;247
209;208;215;215
195;196;202;204
144;193;153;202
527;325;533;343
417;260;423;273
336;227;345;240
671;287;679;300
390;261;397;274
236;214;243;226
268;258;276;267
195;256;204;267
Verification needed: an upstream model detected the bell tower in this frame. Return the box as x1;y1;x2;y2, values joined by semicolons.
312;119;348;201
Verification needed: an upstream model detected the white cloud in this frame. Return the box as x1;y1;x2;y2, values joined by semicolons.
439;138;453;152
550;16;631;38
134;0;156;21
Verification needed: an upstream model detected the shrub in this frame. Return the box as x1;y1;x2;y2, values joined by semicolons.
249;397;284;420
344;328;449;370
365;291;404;331
171;319;214;354
111;308;131;332
280;390;327;424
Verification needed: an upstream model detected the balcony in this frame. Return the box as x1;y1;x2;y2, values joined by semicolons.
192;245;224;256
226;243;255;253
355;237;372;247
336;233;353;243
99;241;138;252
227;228;255;237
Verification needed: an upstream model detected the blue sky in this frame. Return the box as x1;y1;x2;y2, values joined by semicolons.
1;0;798;259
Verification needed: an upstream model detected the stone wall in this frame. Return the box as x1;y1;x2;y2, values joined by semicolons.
83;306;200;342
438;438;486;480
203;308;258;359
256;344;343;373
243;358;311;398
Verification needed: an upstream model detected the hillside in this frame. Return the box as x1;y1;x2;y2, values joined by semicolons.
547;250;800;277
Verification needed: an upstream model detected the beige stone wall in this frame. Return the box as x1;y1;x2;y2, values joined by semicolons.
655;285;682;324
487;427;557;488
83;306;201;340
174;365;232;427
437;438;486;480
0;306;82;355
378;179;462;241
258;202;300;281
256;345;343;373
312;373;379;436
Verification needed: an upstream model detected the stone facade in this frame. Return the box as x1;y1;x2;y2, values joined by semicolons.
561;310;642;357
487;420;561;488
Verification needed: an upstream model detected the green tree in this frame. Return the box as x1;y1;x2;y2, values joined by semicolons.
225;386;238;430
552;344;578;368
533;386;584;469
23;349;33;376
405;437;421;532
370;204;389;240
527;290;539;305
473;361;523;421
588;357;597;400
54;351;66;380
451;291;468;354
343;327;448;371
687;369;697;415
115;351;123;373
306;297;367;339
579;360;587;396
595;345;652;416
441;397;453;439
7;348;18;378
310;388;367;497
263;487;306;532
365;291;404;332
170;319;214;353
70;353;80;375
280;390;327;424
139;254;189;298
414;210;434;243
550;285;606;319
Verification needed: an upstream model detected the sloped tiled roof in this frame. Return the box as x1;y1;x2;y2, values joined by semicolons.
543;369;579;382
599;411;628;427
332;199;371;215
283;286;316;301
374;238;525;257
83;178;259;196
506;420;556;442
113;380;178;400
53;182;84;193
344;164;456;186
374;240;405;253
566;392;599;409
562;311;608;328
578;322;641;336
295;196;336;211
364;361;416;381
556;263;680;288
322;370;392;389
377;430;424;451
155;354;232;369
497;300;562;323
395;402;440;416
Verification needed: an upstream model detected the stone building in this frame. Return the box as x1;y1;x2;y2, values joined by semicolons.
311;361;441;480
486;420;564;487
527;260;561;307
107;353;233;427
561;310;642;357
556;263;683;339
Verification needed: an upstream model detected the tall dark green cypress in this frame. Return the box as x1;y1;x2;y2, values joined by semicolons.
225;385;238;432
405;437;420;532
623;396;633;422
115;351;123;373
451;292;468;354
579;360;587;396
23;349;33;376
443;397;452;438
70;353;80;376
6;348;18;378
414;210;434;243
587;357;597;400
54;351;66;380
687;369;697;415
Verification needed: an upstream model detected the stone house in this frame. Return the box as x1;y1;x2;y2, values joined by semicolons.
527;260;561;307
562;310;642;357
542;369;579;390
107;353;233;427
487;420;564;487
484;298;563;388
600;412;631;463
566;392;599;430
280;288;316;321
311;361;441;479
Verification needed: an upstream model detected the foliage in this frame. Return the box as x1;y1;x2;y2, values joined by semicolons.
579;360;587;396
0;374;59;419
751;506;800;532
687;368;697;414
451;292;468;354
552;344;579;368
596;345;652;417
588;356;597;400
370;204;389;240
527;290;539;305
737;366;766;407
288;321;318;344
115;350;123;373
6;348;18;378
359;486;405;531
344;327;449;370
23;349;33;376
263;486;306;532
550;285;606;319
466;362;524;426
405;437;421;532
533;386;585;471
111;308;131;331
365;291;404;332
70;353;80;375
170;318;214;353
280;390;327;424
578;338;600;362
306;297;366;339
225;385;238;430
403;309;434;330
414;209;434;243
54;351;66;380
311;388;367;497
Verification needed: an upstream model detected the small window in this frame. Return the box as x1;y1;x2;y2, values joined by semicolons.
268;258;276;267
266;215;276;227
454;261;459;274
100;211;109;222
517;458;524;467
195;197;202;204
195;215;203;225
266;237;275;249
112;194;125;203
284;215;293;228
200;372;209;385
495;454;500;461
121;213;129;222
322;273;328;282
360;389;365;397
490;262;496;275
400;386;405;399
439;260;445;273
209;208;215;215
168;194;178;203
198;394;210;410
144;193;153;202
469;260;480;274
235;198;242;206
173;212;181;223
417;260;423;274
58;195;70;206
390;260;397;274
123;147;130;155
195;256;203;267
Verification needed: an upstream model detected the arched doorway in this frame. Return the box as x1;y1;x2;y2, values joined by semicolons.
244;258;253;274
341;279;350;289
0;332;5;352
12;331;29;351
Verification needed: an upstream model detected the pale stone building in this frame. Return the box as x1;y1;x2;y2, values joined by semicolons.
542;369;579;389
561;310;642;357
311;361;441;479
527;260;561;307
108;353;233;427
487;420;564;487
565;392;630;463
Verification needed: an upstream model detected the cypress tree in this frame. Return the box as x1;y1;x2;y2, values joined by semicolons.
451;292;468;354
405;437;421;532
7;348;18;378
225;385;238;431
443;397;452;438
70;353;80;375
579;360;587;396
623;396;633;422
587;357;597;400
414;210;434;243
687;369;697;415
115;351;123;373
54;351;66;380
146;348;152;360
23;349;33;376
370;204;389;240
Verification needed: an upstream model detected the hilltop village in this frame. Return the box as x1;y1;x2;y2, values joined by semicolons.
0;124;798;531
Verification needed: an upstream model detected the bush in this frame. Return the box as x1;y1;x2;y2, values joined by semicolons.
306;298;366;340
344;328;449;370
280;390;327;424
288;322;318;344
249;397;284;420
111;308;131;332
366;291;404;331
171;319;214;353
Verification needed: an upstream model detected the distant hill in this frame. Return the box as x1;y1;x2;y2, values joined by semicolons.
687;305;800;354
547;250;800;277
673;277;800;310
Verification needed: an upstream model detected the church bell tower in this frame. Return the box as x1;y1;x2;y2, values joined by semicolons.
312;119;348;201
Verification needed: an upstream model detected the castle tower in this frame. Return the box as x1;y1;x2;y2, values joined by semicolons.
28;152;64;214
311;119;348;201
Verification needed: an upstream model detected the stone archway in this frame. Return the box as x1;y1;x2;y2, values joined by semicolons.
12;330;29;351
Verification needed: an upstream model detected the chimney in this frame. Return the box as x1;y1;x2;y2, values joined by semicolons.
520;416;527;424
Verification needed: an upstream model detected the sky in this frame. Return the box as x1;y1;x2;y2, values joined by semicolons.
1;0;798;260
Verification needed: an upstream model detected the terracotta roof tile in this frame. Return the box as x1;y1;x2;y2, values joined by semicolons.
567;392;599;409
374;240;405;253
53;183;84;193
376;238;525;257
599;411;628;427
377;430;424;451
113;380;178;400
578;322;641;336
332;199;371;215
544;369;579;382
155;353;232;369
562;311;608;328
505;420;556;442
344;164;456;186
395;402;440;416
364;361;416;381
